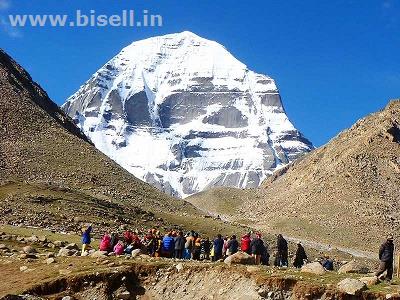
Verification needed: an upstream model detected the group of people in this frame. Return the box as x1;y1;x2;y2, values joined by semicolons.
81;225;398;282
81;225;313;267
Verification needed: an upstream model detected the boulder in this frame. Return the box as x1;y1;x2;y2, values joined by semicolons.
176;263;184;272
359;276;379;287
53;240;65;247
224;251;254;266
338;260;369;274
38;236;47;243
23;246;37;254
25;236;39;243
57;248;77;257
90;250;108;258
20;266;28;272
337;278;367;295
46;257;56;264
131;249;141;257
301;262;326;275
64;243;79;250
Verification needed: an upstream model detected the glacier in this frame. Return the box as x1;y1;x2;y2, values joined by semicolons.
62;31;313;198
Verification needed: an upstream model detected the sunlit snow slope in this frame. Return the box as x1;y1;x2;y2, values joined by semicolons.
62;31;313;198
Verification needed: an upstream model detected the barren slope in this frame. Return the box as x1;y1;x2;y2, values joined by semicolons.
189;100;400;251
0;49;241;237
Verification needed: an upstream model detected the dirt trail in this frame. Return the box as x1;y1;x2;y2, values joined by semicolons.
210;212;377;260
284;236;376;259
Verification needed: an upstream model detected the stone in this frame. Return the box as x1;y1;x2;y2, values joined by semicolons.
117;291;131;300
53;240;65;247
131;249;141;257
46;257;56;264
20;266;28;271
25;235;39;243
301;262;326;275
57;248;77;257
62;297;73;300
337;278;367;295
64;243;79;250
0;244;7;250
359;276;379;287
38;236;47;243
23;246;37;254
338;260;369;274
224;251;254;266
90;250;108;258
176;263;184;272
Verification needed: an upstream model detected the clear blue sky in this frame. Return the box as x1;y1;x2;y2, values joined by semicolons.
1;0;399;146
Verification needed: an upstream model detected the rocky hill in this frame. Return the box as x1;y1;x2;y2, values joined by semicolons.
0;49;241;237
188;100;400;251
62;31;313;198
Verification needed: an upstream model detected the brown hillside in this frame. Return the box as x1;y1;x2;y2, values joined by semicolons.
0;49;241;237
189;101;400;251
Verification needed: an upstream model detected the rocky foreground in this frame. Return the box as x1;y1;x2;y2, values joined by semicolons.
0;229;399;300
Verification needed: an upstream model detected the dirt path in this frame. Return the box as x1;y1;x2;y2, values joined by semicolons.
284;236;376;259
210;212;377;260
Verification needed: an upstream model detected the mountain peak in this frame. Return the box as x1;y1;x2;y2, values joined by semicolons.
62;34;313;198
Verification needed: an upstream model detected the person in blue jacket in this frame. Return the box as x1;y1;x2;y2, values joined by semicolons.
162;232;175;258
81;224;92;256
213;234;224;261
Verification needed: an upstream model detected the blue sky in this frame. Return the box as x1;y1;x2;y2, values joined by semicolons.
1;0;399;146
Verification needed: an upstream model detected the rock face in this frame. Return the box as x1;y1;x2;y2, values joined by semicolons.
301;262;326;275
62;31;313;198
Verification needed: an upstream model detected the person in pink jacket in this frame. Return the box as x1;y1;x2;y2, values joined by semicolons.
114;241;125;256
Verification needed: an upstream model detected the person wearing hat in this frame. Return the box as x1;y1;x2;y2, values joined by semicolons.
376;235;395;281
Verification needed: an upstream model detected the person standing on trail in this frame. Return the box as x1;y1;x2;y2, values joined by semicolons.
250;233;265;265
240;233;251;255
174;231;185;259
184;232;195;259
213;234;224;261
81;224;92;256
227;235;239;256
201;237;211;260
162;232;175;258
376;236;395;281
277;234;288;267
293;242;308;268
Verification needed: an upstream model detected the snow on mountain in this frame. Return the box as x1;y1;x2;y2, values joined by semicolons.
62;31;313;198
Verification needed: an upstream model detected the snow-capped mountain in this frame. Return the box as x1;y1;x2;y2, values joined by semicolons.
62;31;313;198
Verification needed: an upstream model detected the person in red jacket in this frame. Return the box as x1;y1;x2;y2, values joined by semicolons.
241;233;251;255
